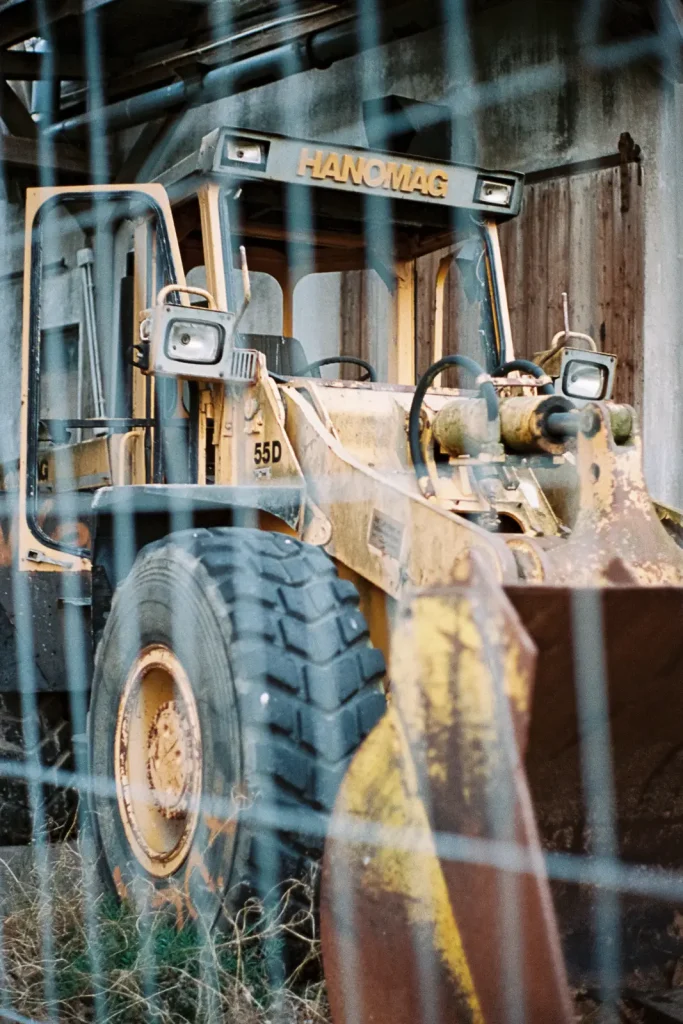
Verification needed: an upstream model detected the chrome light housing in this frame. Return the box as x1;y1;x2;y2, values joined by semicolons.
474;177;513;207
165;317;225;365
142;299;257;383
142;272;257;384
556;348;617;404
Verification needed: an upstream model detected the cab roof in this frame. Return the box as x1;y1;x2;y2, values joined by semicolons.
160;125;522;213
158;126;525;263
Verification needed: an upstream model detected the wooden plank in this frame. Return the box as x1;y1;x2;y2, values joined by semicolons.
524;183;542;361
567;172;595;338
594;166;612;390
529;183;543;359
611;165;631;404
547;177;570;344
496;163;644;411
415;248;436;378
340;270;363;377
623;163;644;411
504;191;526;360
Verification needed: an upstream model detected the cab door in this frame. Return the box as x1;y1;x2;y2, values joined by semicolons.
18;184;187;572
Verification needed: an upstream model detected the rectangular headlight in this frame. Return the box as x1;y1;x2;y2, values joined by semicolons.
221;137;269;171
226;140;265;164
475;177;513;207
165;319;225;365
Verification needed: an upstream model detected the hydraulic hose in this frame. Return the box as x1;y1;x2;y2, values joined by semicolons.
408;354;498;492
494;359;555;395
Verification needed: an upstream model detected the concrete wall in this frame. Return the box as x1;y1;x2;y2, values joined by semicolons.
146;0;681;501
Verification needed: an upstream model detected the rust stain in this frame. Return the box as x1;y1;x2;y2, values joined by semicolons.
204;812;237;850
150;884;187;929
112;865;129;902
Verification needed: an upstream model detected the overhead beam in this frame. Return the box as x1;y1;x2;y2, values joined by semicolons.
100;4;352;106
115;115;178;182
0;80;36;136
0;0;79;49
0;134;87;173
0;49;85;81
0;0;118;49
48;0;445;139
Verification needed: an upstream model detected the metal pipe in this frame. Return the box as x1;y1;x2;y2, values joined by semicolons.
546;411;580;438
499;395;575;455
77;247;106;420
46;2;443;139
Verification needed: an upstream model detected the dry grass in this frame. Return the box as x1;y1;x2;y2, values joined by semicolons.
0;837;330;1024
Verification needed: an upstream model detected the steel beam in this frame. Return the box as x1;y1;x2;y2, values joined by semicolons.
0;49;85;80
46;1;444;139
0;134;87;172
0;79;35;136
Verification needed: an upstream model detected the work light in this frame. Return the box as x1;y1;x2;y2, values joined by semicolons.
165;319;225;365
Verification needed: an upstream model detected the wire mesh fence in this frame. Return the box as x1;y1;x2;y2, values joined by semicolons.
0;1;680;1022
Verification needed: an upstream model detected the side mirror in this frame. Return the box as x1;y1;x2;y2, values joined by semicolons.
556;348;616;404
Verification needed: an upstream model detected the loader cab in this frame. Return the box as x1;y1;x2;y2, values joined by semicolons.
13;128;545;570
156;127;525;386
15;128;551;571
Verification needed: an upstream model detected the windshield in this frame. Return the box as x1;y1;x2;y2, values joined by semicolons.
228;231;501;382
213;186;502;381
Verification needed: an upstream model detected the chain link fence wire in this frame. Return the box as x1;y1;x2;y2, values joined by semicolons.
0;1;679;1022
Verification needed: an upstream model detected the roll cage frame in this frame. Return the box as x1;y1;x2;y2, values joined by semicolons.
17;129;523;571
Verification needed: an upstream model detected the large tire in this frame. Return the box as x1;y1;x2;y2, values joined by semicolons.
0;693;75;844
88;527;386;927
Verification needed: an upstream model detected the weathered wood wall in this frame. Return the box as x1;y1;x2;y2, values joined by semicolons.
336;161;644;403
498;164;645;408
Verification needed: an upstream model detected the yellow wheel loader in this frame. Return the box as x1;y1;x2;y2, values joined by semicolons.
3;126;683;1021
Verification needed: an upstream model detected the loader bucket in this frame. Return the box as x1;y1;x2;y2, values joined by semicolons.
508;583;683;999
321;571;683;1023
321;557;575;1024
509;585;683;871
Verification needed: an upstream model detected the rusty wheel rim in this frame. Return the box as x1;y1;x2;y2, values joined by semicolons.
114;644;203;878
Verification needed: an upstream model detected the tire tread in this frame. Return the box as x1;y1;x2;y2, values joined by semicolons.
144;528;386;890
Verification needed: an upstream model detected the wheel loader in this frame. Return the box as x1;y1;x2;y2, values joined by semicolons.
1;125;682;1022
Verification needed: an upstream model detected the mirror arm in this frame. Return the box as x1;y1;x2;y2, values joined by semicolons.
234;246;252;331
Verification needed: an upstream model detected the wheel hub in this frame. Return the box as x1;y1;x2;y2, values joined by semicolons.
146;700;196;820
114;645;203;878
